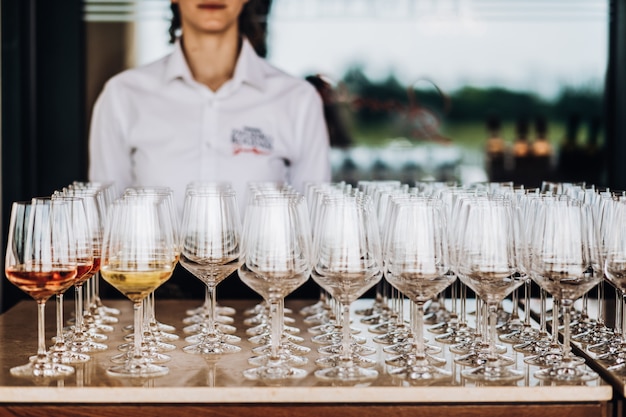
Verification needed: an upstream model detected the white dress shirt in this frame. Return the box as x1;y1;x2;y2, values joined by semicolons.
88;38;331;214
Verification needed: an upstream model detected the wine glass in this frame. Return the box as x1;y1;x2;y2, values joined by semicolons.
311;191;383;383
179;185;243;355
65;186;116;337
70;183;120;323
238;193;312;381
383;196;455;382
602;199;626;373
457;196;525;382
48;195;94;364
122;187;180;345
529;197;601;382
100;196;177;377
5;198;78;378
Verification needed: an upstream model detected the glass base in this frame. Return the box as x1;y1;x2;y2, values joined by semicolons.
588;338;622;355
183;341;241;355
249;351;308;367
314;362;378;382
299;300;329;317
595;348;626;366
11;355;75;378
111;351;171;364
106;361;168;378
499;327;540;345
252;341;310;356
461;361;524;383
534;361;598;382
66;336;108;353
184;322;237;335
388;357;452;383
386;352;446;368
607;360;626;376
455;352;515;367
48;345;91;364
243;362;308;381
373;329;412;345
185;332;241;344
383;342;440;355
317;342;376;357
524;349;585;367
249;332;304;346
316;354;377;369
435;328;474;345
512;335;552;354
188;304;238;318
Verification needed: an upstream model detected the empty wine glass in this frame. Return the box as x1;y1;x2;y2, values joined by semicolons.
100;196;177;377
5;198;78;378
179;185;243;355
65;186;116;337
593;198;626;373
311;191;383;382
238;193;312;381
529;197;601;382
457;196;525;382
48;195;94;364
383;196;455;382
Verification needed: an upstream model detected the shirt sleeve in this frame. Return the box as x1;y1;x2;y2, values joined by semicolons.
289;85;332;193
87;81;133;193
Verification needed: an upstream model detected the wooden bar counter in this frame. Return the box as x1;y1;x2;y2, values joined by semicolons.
0;298;614;417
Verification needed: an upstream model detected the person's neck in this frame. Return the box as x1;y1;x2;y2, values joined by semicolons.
182;31;241;92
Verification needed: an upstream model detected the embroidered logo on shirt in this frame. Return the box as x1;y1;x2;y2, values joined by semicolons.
232;127;273;155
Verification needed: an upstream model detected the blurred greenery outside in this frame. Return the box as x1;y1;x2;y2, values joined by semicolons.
333;67;604;157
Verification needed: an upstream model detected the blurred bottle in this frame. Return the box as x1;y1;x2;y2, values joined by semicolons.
557;114;583;182
484;114;508;182
581;115;605;185
512;116;531;186
530;115;554;186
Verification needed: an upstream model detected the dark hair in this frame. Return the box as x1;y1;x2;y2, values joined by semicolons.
168;1;272;58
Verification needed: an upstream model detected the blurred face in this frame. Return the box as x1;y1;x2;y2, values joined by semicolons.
172;0;249;37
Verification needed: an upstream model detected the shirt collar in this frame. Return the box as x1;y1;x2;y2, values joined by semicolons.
163;37;266;91
231;38;266;91
163;39;194;84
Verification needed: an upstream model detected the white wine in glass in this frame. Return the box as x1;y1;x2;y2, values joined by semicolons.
100;195;177;377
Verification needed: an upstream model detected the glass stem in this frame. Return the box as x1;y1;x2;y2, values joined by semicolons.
540;288;548;334
56;293;65;344
488;302;498;359
475;296;482;339
341;302;352;362
615;292;626;343
85;278;93;314
206;284;216;336
37;301;47;358
147;292;156;327
93;273;102;306
561;299;573;361
523;278;532;327
551;297;560;345
75;284;84;334
510;287;519;321
269;298;282;359
460;282;467;327
449;280;458;324
414;301;426;357
397;292;404;326
133;301;143;359
596;281;604;326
